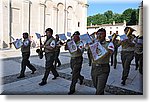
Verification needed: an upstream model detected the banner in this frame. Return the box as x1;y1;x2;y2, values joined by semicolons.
67;40;77;53
80;34;93;44
89;42;107;61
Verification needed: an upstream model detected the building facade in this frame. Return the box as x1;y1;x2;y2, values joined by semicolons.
87;20;140;40
0;0;88;49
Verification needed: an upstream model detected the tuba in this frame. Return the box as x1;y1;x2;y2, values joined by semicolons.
36;35;46;59
126;27;136;37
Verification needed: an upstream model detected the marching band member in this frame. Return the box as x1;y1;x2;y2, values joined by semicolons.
39;28;59;86
134;35;143;74
54;34;64;68
120;27;136;85
110;33;120;69
17;32;36;78
90;28;114;95
67;31;84;95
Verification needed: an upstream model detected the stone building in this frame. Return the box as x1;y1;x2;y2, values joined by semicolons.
0;0;88;49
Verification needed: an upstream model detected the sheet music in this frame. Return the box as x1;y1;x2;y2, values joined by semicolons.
120;34;128;41
80;34;93;44
13;38;23;49
35;33;41;39
67;40;77;53
58;34;67;41
89;42;107;61
67;32;71;37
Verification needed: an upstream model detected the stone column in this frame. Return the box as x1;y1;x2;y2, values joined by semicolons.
139;1;143;36
0;0;3;49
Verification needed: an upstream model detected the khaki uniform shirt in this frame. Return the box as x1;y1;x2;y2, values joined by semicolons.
44;37;56;53
21;38;30;53
121;35;135;52
70;41;84;58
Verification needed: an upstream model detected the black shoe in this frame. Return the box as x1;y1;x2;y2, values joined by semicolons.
52;75;59;80
39;81;47;86
31;69;36;74
114;67;116;69
17;75;25;79
121;80;126;85
135;68;138;70
68;90;75;95
89;63;91;66
80;76;84;85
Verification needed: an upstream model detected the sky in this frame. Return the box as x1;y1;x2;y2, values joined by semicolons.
87;0;143;16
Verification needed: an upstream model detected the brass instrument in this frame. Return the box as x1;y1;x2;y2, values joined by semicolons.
121;27;136;49
111;33;118;42
36;35;46;59
126;27;136;37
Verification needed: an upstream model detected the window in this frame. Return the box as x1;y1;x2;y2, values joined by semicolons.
78;22;80;27
116;31;118;34
110;31;112;34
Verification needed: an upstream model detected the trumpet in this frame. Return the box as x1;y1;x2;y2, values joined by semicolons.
36;35;46;59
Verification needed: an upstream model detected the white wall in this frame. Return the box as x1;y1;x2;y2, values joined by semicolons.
1;0;87;49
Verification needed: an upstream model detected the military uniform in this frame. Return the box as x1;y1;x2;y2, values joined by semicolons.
134;36;143;74
18;38;36;78
87;48;92;66
68;41;84;94
111;40;120;69
39;36;59;85
54;40;62;68
91;40;114;95
121;35;135;85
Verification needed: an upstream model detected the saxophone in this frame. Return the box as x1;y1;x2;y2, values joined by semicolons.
36;35;46;59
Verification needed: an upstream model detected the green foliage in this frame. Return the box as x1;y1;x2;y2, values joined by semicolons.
87;9;139;26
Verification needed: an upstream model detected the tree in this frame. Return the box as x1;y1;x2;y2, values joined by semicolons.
121;8;138;25
104;10;113;23
87;8;139;26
